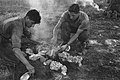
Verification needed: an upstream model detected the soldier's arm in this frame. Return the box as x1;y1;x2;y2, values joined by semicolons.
66;28;84;46
52;12;66;39
52;17;63;39
11;23;31;67
67;13;89;45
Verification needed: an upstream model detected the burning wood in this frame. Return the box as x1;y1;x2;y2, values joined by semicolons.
44;60;67;75
25;41;83;76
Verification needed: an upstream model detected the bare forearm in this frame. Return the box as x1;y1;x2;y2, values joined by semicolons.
13;48;30;66
53;19;62;38
67;34;78;45
67;29;83;45
53;26;58;38
67;19;89;45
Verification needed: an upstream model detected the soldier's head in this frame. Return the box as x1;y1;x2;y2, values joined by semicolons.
68;4;80;20
25;9;41;28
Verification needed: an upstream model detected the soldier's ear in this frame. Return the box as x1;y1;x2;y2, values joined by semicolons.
25;16;30;21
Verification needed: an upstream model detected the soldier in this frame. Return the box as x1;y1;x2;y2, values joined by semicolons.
0;9;45;80
51;4;90;52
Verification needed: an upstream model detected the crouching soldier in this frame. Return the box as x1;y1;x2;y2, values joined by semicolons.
51;4;90;52
0;9;49;80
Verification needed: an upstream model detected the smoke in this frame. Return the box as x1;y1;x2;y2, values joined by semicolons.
27;0;54;41
26;0;102;41
75;0;101;11
26;0;76;41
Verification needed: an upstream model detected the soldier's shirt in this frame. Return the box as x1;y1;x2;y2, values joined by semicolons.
60;10;89;33
2;16;25;49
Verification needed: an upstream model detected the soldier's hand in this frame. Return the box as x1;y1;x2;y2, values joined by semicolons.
26;64;35;74
61;44;68;51
22;52;27;57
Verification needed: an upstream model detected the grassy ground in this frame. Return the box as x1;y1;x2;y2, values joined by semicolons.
1;0;120;80
0;0;29;21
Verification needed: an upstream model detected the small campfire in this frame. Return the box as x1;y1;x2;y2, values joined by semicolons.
25;41;83;76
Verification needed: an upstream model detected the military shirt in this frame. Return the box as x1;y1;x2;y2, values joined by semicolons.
61;10;89;33
1;16;25;49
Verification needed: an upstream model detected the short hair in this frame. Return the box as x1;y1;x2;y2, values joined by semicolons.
26;9;41;24
68;4;80;14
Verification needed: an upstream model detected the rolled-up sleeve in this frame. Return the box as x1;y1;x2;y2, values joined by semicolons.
11;23;23;49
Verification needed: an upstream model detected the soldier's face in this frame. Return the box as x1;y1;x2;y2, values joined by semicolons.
28;20;35;28
68;12;79;20
25;17;35;28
